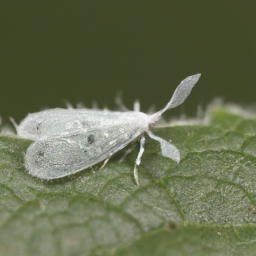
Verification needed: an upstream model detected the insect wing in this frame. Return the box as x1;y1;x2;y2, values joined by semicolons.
18;108;97;140
18;109;148;140
25;127;141;179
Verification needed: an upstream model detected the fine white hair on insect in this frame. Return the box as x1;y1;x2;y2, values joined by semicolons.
63;100;74;109
15;74;201;186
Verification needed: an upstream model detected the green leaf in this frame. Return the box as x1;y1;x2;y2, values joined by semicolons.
1;105;256;255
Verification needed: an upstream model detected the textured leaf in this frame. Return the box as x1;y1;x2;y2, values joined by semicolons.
1;105;256;255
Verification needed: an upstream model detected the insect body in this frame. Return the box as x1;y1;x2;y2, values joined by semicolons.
16;74;201;186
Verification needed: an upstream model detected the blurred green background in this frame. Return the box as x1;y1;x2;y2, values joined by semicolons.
0;1;255;123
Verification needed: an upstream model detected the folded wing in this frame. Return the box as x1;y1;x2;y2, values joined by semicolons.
25;127;140;179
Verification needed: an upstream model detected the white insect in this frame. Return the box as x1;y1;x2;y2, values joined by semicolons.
14;74;201;186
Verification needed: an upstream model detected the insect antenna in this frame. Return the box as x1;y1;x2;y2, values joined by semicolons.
147;130;180;162
148;74;201;126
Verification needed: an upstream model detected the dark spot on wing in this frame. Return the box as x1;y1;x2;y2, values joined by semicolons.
88;134;95;144
38;151;44;157
81;121;90;128
36;121;43;131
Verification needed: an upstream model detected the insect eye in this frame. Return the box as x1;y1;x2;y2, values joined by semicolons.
87;134;95;144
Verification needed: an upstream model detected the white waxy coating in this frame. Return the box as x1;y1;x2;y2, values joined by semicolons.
24;111;148;179
17;74;201;184
18;109;148;140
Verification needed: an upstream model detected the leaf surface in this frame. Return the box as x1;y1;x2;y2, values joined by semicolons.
1;106;256;255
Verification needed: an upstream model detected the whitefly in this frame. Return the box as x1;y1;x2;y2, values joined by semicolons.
14;74;201;186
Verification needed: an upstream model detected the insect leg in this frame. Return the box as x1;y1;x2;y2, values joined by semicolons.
100;155;112;169
134;136;146;186
119;142;137;163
